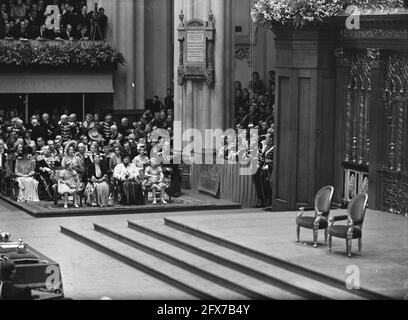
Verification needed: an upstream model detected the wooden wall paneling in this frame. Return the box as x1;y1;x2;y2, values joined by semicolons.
333;63;348;204
318;68;336;194
274;68;296;208
295;72;313;206
368;52;383;210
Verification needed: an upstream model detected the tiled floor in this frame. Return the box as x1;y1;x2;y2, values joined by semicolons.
0;199;255;299
167;209;408;299
1;198;406;299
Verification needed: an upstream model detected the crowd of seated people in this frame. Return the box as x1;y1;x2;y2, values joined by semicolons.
234;71;275;133
0;0;108;40
0;91;182;208
220;71;276;210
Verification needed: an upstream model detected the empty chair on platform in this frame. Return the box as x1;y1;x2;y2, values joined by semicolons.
296;185;334;247
328;193;368;257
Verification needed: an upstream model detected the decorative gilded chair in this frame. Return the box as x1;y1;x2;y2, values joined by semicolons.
296;186;334;248
328;193;368;257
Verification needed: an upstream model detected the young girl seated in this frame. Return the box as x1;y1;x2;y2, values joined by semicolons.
57;165;82;209
142;158;168;204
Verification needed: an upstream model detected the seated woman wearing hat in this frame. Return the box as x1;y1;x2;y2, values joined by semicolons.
142;158;168;205
15;145;39;203
58;142;82;208
113;153;144;205
85;153;110;207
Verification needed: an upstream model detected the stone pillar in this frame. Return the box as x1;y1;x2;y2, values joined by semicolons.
135;0;146;111
113;0;135;111
174;0;235;139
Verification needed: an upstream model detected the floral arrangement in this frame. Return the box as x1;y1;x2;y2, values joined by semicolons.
0;40;124;70
251;0;406;29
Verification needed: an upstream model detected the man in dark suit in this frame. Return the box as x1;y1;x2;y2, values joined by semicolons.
76;4;89;36
61;3;76;31
61;23;74;40
36;146;61;200
35;24;54;40
0;258;32;300
14;20;30;39
97;7;107;40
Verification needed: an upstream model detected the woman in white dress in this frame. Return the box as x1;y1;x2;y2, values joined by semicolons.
15;147;39;203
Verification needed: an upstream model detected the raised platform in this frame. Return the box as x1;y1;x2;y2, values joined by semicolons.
59;208;406;299
0;190;241;218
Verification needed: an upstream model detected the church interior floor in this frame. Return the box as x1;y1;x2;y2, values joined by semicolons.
0;199;406;299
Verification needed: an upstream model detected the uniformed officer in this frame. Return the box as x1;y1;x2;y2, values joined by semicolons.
261;132;275;211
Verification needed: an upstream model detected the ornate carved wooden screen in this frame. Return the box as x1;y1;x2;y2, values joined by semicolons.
379;56;408;215
341;49;379;166
336;48;408;216
335;48;380;203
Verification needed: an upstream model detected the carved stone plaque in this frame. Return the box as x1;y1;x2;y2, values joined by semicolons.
186;30;205;63
177;11;215;87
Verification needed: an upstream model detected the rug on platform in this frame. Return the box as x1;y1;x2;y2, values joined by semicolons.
0;192;241;218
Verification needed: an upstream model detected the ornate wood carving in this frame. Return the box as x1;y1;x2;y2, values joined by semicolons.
341;48;380;165
177;11;215;87
382;171;408;216
340;29;408;40
384;56;408;172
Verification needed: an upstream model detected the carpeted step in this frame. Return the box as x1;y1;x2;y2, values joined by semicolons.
93;223;302;300
128;219;369;300
60;225;247;300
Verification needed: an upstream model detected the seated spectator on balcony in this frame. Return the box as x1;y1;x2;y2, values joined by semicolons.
0;3;8;16
164;88;174;110
29;116;48;142
59;2;67;16
37;0;46;19
58;115;75;143
2;22;14;39
61;2;76;32
41;113;55;140
97;7;107;39
118;118;131;137
150;95;163;114
242;103;260;129
61;23;74;40
79;25;89;40
249;72;265;95
102;114;114;141
28;5;42;27
53;26;64;40
10;0;27;21
150;112;163;129
69;113;80;140
35;24;53;40
36;136;45;150
15;146;39;203
81;113;94;135
93;112;102;126
76;4;89;35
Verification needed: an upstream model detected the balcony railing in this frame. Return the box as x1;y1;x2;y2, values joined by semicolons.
0;40;124;70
